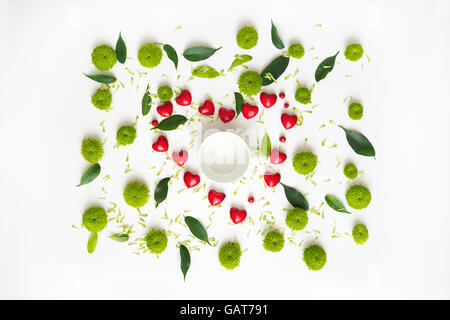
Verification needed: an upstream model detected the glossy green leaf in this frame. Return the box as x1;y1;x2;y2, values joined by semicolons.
87;232;98;254
77;163;100;187
183;46;221;62
271;20;285;49
339;126;376;157
154;177;170;208
315;51;339;82
261;131;271;158
109;234;129;242
229;54;252;70
163;44;178;69
192;65;220;78
141;84;152;116
260;56;290;86
84;74;116;84
152;115;187;131
180;244;191;281
234;92;244;118
184;216;211;245
325;195;351;214
115;32;127;64
280;183;309;210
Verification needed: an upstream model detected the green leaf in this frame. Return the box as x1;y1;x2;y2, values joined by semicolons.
261;131;271;158
141;84;152;116
152;115;187;131
192;65;220;78
271;20;285;49
109;234;129;242
229;54;252;70
163;44;178;69
339;126;376;157
154;177;170;208
183;46;221;62
184;216;211;245
77;163;100;187
180;244;191;281
87;232;98;254
234;92;244;118
280;183;309;210
84;73;116;84
260;56;290;86
325;195;351;214
315;51;339;82
115;32;127;64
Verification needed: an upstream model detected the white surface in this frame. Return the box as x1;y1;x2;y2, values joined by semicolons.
199;132;250;183
1;0;450;299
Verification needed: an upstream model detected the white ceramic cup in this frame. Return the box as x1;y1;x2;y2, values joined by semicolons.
198;131;250;183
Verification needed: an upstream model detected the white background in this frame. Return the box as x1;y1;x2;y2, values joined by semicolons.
1;0;450;299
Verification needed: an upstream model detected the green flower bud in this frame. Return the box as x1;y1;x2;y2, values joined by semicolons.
218;241;242;270
303;244;326;271
82;206;107;232
293;151;317;175
236;26;258;50
138;43;162;68
91;45;117;71
81;138;104;163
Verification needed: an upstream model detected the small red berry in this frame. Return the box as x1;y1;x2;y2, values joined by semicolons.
152;120;159;126
248;196;254;203
284;102;289;108
279;92;285;99
279;136;286;143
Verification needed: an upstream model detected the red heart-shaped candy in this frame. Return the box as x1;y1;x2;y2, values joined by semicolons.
230;207;247;224
208;190;226;206
198;99;215;116
175;89;192;106
270;148;287;164
242;103;259;119
281;113;298;129
172;150;188;166
157;101;173;117
152;136;169;152
219;107;236;123
260;92;277;108
264;172;281;187
183;171;200;188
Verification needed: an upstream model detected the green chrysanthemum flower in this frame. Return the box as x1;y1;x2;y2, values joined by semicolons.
218;242;242;270
348;102;363;120
116;125;136;146
288;43;305;59
237;71;262;96
286;208;308;231
82;207;107;232
236;26;258;50
91;88;112;110
303;244;326;271
81;138;104;163
145;230;168;254
344;163;358;179
157;85;173;102
344;43;364;62
293;151;317;175
123;181;149;208
138;43;162;68
295;87;311;104
263;231;285;252
352;224;369;245
346;185;371;209
91;45;117;71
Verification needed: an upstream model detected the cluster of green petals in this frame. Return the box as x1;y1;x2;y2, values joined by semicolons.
157;85;173;102
237;71;262;96
145;230;168;254
236;26;258;49
288;43;305;59
218;242;242;270
91;88;112;110
293;151;317;175
346;185;371;209
348;102;363;120
352;224;369;245
123;181;150;208
81;138;104;163
343;163;358;179
91;45;117;70
138;43;162;68
285;208;308;231
116;125;137;146
263;231;285;252
82;207;107;232
295;87;311;104
303;245;326;271
344;43;364;61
